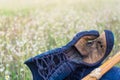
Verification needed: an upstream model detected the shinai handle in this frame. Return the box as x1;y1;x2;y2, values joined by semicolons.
82;51;120;80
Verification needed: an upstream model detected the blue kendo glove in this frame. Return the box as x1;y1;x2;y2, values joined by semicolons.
24;30;99;80
64;30;114;80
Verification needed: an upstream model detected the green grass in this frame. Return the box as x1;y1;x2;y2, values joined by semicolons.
0;0;120;80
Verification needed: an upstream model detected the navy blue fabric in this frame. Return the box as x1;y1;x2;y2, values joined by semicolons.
24;30;115;80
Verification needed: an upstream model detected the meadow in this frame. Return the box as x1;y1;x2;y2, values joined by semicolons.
0;0;120;80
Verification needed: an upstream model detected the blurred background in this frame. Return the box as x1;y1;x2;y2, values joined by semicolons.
0;0;120;80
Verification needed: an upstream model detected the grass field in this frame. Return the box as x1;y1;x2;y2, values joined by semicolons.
0;0;120;80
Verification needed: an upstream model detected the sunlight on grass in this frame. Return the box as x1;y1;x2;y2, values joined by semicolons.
0;0;120;80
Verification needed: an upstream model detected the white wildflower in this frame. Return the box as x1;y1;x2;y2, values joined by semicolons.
0;65;5;72
5;70;11;75
5;75;10;80
20;68;24;72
